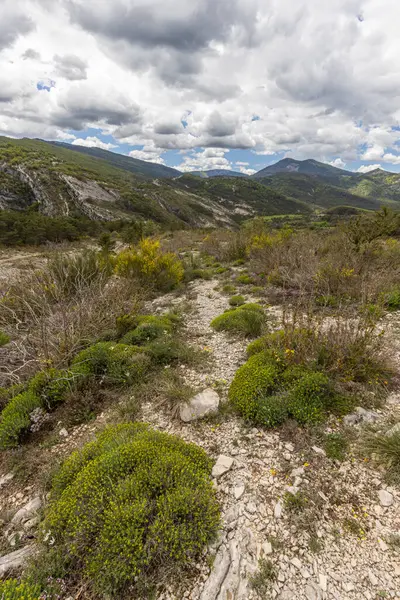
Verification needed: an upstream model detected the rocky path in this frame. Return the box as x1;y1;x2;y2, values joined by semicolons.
142;279;400;600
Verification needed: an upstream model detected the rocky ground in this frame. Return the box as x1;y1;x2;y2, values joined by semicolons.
0;278;399;599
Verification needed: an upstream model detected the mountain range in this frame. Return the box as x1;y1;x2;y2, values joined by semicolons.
1;136;399;227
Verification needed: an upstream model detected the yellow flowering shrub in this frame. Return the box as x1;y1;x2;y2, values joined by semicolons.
114;238;184;291
44;424;220;597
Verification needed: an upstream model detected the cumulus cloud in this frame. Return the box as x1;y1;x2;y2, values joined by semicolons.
357;164;382;173
72;136;118;150
129;148;166;164
329;158;346;168
54;54;87;80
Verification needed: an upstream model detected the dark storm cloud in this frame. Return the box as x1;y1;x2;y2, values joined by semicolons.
54;54;87;80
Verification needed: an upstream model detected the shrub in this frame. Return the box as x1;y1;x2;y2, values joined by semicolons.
287;372;331;424
383;286;400;311
236;274;253;285
114;238;184;292
0;579;41;600
0;330;10;346
364;427;400;481
44;425;220;597
221;284;236;294
144;337;197;366
229;295;245;307
71;342;150;385
228;353;279;420
254;393;288;428
210;304;266;337
121;315;174;345
28;368;81;410
0;391;41;449
324;433;349;461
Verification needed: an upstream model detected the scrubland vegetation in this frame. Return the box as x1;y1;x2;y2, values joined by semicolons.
0;205;399;598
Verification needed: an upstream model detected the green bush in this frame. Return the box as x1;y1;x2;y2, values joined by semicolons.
228;352;279;420
236;274;253;285
47;250;106;299
324;433;349;461
0;330;10;347
121;315;173;345
0;392;41;449
229;295;245;307
28;368;80;410
44;424;220;597
254;393;288;427
287;372;331;424
144;337;196;366
210;304;266;337
116;313;138;337
383;286;400;311
0;579;41;600
72;342;150;385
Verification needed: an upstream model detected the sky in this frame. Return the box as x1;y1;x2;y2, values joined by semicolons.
1;0;400;175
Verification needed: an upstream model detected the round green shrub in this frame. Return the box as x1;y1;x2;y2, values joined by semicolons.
229;295;245;307
29;368;80;410
0;579;41;600
0;391;41;449
44;424;220;597
287;372;331;424
121;315;173;345
228;352;279;419
71;342;150;385
211;304;266;337
254;394;288;427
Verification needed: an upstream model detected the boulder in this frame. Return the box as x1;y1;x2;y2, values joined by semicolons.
180;388;220;422
0;545;36;576
11;496;42;525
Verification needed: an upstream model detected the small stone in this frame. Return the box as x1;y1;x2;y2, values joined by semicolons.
278;571;286;583
343;582;354;592
312;446;326;456
59;428;68;438
180;388;220;422
283;452;291;461
212;455;234;478
378;490;394;507
274;501;283;519
285;443;294;452
301;568;311;579
368;571;379;586
262;541;273;555
319;573;328;592
378;538;389;552
233;483;245;500
246;501;257;515
291;557;302;570
0;473;14;488
291;467;305;477
305;583;321;600
285;486;299;495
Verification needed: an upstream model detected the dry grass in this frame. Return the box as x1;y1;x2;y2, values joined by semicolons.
0;251;143;386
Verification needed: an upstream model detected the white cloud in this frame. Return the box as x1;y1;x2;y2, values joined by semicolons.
129;148;165;164
0;0;400;171
382;152;400;165
357;164;381;173
329;158;346;168
72;136;118;150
